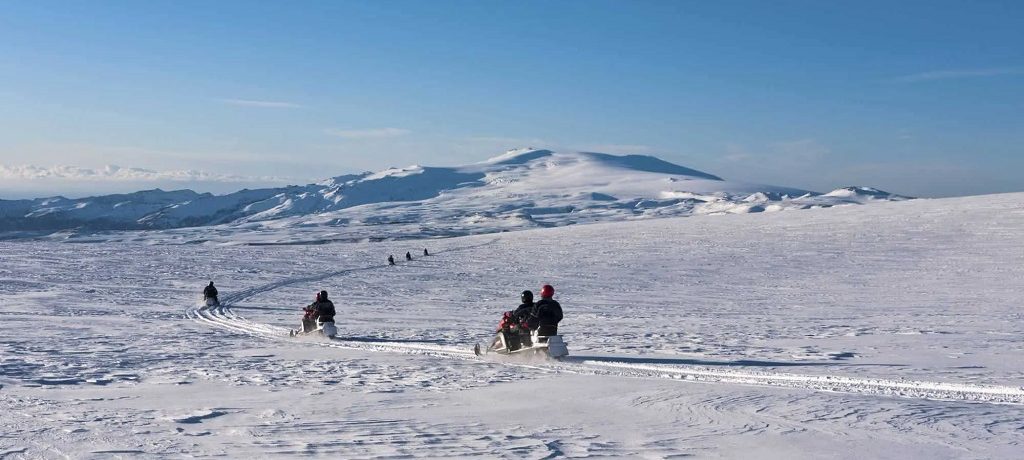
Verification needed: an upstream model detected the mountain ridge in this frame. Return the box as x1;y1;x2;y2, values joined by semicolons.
0;149;910;241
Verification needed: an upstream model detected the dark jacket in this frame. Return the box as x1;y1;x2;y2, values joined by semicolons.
512;302;534;327
533;298;562;330
203;285;218;298
310;300;336;322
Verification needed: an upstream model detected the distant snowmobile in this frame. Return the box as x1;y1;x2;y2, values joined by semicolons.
203;281;220;306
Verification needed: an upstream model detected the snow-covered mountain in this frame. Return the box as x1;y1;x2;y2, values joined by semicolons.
0;149;910;242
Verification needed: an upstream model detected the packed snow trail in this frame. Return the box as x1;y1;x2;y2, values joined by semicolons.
190;298;1024;406
184;237;1024;406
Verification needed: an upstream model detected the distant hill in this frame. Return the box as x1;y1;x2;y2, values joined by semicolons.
0;149;910;243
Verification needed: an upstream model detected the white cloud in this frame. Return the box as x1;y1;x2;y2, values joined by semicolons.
324;128;411;139
0;164;297;184
219;98;304;108
893;67;1024;83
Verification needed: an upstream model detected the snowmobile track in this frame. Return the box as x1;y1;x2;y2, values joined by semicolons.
186;243;1024;406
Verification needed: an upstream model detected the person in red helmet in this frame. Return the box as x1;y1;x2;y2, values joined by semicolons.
533;284;562;336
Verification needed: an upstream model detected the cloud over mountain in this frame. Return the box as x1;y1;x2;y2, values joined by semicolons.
0;164;296;184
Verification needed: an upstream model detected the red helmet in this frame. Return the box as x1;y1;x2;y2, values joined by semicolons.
540;284;554;298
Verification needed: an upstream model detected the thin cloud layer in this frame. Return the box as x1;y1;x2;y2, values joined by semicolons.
0;164;296;183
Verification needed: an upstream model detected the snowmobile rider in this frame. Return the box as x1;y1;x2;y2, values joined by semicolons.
533;284;562;336
388;255;395;265
491;291;535;352
405;251;413;261
513;290;535;328
423;248;429;256
302;290;336;333
203;281;219;305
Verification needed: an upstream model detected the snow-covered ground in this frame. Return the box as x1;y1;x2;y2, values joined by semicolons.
2;192;1023;458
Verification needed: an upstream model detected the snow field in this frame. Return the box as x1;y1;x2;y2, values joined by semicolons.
2;192;1024;457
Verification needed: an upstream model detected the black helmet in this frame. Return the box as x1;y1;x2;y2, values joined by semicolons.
319;290;328;301
521;290;533;304
209;281;214;286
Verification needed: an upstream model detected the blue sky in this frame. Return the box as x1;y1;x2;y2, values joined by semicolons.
1;0;1022;198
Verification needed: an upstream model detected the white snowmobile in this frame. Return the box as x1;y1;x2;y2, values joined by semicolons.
203;296;220;307
290;319;337;339
474;313;568;359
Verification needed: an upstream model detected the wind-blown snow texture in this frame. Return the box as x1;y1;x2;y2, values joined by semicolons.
1;192;1022;458
0;149;908;243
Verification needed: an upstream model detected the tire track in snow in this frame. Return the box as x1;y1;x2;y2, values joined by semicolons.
563;360;1024;405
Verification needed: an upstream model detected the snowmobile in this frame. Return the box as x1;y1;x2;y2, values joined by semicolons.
203;296;220;307
289;319;337;339
474;328;568;358
474;312;568;359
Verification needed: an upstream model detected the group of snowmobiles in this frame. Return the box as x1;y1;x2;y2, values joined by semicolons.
201;264;568;359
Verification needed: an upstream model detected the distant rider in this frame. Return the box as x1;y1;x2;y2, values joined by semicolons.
533;284;563;336
203;281;219;306
423;248;429;256
388;255;395;265
405;251;413;261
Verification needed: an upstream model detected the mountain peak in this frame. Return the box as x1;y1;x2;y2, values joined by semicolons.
482;148;555;165
0;149;911;241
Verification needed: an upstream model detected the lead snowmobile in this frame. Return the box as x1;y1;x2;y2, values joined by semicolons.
474;310;568;359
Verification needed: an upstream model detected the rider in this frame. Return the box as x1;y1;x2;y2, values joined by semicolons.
301;290;337;333
533;284;563;337
301;292;319;333
203;281;219;305
513;290;535;328
312;290;336;324
490;291;535;352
